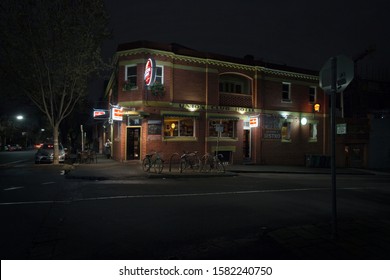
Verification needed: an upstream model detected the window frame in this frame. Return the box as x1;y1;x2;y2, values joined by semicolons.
163;117;196;138
208;119;237;138
125;64;137;89
309;86;316;104
282;82;291;102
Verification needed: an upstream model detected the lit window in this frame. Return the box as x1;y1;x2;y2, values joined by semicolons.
125;65;137;88
282;82;291;102
209;120;236;138
309;86;316;103
164;118;194;137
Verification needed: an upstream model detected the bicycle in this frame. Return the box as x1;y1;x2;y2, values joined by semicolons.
201;152;225;172
142;152;164;173
179;151;201;173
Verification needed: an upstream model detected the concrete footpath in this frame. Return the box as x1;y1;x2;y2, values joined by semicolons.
64;154;380;181
62;154;390;260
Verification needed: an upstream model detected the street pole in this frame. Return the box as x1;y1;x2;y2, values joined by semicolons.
331;57;337;239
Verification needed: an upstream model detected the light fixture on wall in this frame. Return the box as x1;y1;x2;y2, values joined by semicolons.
301;117;308;125
171;123;176;129
314;103;320;112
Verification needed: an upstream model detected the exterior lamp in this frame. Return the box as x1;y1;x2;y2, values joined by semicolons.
171;123;176;129
314;103;320;113
301;117;308;125
16;115;24;120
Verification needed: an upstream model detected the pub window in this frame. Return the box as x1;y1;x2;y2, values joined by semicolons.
164;118;195;137
309;86;316;103
148;120;162;135
282;82;291;102
125;65;137;88
209;119;236;138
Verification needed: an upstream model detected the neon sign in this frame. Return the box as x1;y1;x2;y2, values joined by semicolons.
144;58;156;86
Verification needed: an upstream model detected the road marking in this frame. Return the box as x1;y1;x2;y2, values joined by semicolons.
0;186;370;206
3;186;24;191
41;182;56;185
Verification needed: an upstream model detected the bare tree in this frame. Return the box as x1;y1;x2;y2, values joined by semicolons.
0;0;110;163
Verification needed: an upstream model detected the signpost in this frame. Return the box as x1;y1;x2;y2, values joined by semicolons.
320;55;354;239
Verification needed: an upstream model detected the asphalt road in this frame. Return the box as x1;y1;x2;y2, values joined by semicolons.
1;151;390;259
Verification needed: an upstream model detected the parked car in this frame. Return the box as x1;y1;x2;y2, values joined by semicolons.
7;144;22;151
35;143;65;164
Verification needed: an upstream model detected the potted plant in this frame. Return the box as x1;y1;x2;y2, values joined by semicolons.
123;81;135;91
149;82;165;96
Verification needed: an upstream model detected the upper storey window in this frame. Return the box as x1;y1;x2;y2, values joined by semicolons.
219;74;251;95
125;65;137;88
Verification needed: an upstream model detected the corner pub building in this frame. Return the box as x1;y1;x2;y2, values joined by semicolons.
104;41;328;165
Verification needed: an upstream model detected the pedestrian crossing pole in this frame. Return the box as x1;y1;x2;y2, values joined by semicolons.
330;57;337;239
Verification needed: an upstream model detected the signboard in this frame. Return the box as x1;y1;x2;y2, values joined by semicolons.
319;55;354;93
93;109;109;119
336;123;347;135
144;57;156;86
249;117;258;128
112;107;123;121
215;124;224;133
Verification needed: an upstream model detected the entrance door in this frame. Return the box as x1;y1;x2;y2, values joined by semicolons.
126;127;140;160
243;129;251;159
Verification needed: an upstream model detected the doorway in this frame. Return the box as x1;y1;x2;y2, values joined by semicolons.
126;127;141;160
243;129;251;160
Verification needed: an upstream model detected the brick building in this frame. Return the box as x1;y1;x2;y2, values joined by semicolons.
103;41;328;165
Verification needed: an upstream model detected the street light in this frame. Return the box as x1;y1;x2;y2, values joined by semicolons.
16;115;24;120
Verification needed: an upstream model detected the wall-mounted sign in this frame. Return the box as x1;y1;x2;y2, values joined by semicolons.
93;109;109;119
249;117;258;128
144;57;156;86
336;123;347;135
112;107;123;121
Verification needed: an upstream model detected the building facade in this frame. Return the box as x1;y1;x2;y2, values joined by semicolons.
104;41;328;165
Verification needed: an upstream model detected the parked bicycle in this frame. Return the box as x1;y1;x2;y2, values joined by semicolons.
179;151;201;173
142;152;164;173
201;152;225;172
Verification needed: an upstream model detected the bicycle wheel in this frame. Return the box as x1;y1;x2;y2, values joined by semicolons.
216;160;225;172
200;154;211;172
142;157;151;172
179;159;186;173
193;154;201;172
154;158;164;174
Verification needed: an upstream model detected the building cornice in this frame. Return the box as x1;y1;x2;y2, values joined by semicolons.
115;47;319;81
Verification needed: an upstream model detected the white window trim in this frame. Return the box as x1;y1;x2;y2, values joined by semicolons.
156;65;164;85
309;86;317;104
282;82;292;103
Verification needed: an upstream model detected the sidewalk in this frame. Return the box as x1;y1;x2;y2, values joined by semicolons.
64;154;380;181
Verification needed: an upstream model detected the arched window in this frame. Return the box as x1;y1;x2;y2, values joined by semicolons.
219;73;251;95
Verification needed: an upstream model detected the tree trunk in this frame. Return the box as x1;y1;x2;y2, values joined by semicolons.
53;123;60;165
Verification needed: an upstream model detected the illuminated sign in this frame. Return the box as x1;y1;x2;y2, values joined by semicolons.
144;58;156;86
249;117;258;128
93;109;109;119
112;107;123;121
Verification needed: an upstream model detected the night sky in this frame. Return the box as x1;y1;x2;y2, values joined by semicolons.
103;0;389;74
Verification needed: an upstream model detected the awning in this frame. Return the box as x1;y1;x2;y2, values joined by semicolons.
208;114;239;121
161;110;200;119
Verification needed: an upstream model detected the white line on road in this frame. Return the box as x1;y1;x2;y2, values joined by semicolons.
0;186;368;206
41;182;56;185
3;186;24;191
